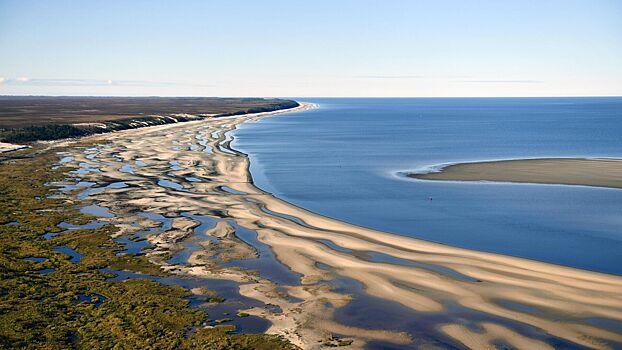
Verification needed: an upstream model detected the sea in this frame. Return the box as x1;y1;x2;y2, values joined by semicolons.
231;97;622;275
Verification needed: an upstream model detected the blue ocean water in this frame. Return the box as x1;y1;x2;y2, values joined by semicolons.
232;98;622;275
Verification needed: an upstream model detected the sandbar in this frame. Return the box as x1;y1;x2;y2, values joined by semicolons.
409;158;622;189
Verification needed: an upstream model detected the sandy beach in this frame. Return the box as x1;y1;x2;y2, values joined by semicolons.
409;158;622;189
50;103;622;350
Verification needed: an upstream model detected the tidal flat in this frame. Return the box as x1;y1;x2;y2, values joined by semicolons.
2;102;622;349
13;101;616;350
0;115;302;349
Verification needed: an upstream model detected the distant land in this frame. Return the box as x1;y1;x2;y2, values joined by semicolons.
0;96;298;143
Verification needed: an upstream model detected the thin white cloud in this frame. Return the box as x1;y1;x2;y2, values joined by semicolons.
356;75;426;79
0;78;212;87
456;79;543;84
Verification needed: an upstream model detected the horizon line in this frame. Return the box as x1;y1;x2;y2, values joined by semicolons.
1;94;621;99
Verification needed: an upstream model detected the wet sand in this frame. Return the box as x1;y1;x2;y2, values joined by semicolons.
52;104;622;349
409;158;622;189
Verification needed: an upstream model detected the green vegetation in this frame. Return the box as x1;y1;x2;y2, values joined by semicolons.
216;101;299;117
322;335;354;347
214;318;233;324
1;124;93;143
206;297;226;303
182;327;299;350
0;147;298;349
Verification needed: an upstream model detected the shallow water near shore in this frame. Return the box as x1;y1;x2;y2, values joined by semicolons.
51;102;622;349
233;97;622;275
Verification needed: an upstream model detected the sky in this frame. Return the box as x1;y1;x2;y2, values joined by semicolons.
0;0;621;97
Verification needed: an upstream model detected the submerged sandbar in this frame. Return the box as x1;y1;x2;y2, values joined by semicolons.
409;158;622;189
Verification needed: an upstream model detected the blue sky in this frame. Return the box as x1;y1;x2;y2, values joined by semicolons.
0;0;620;97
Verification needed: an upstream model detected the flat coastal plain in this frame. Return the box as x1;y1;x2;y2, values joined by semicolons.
410;158;622;189
43;103;622;350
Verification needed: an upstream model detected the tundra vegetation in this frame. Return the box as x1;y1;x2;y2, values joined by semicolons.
0;97;299;143
0;147;298;349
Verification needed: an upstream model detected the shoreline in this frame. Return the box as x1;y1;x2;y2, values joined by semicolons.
0;97;300;144
53;102;622;349
407;157;622;189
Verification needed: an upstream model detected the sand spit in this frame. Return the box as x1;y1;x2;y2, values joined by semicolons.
54;102;622;349
0;141;28;153
409;158;622;189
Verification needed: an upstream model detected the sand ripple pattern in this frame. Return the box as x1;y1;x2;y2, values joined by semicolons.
62;103;622;350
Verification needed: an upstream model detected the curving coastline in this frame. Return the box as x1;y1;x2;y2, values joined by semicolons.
53;102;622;349
407;158;622;189
0;96;300;143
